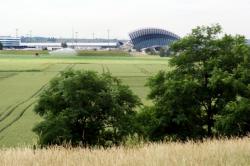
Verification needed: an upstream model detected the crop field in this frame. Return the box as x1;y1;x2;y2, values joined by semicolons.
0;53;170;147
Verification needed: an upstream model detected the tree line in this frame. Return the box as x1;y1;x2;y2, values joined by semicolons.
33;25;250;147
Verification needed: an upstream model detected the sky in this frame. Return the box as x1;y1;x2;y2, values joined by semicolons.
0;0;250;39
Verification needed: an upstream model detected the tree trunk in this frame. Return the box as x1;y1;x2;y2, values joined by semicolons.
207;101;213;136
204;71;213;136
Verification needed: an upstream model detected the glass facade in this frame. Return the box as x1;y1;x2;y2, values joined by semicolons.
129;28;180;51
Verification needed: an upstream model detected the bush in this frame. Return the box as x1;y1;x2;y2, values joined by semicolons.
33;70;141;147
134;106;158;140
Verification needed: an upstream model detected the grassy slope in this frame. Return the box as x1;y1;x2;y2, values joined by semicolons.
0;53;170;147
0;138;249;166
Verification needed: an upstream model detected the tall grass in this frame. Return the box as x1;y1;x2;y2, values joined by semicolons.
0;138;249;166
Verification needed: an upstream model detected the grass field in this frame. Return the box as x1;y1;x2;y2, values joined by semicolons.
0;50;49;56
77;50;131;56
0;138;249;166
0;52;170;147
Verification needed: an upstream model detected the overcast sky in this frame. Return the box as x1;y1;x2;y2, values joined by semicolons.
0;0;249;39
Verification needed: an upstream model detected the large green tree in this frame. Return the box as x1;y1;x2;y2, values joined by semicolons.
147;25;250;140
33;70;141;146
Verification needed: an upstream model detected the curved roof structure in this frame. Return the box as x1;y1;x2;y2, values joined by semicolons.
129;28;180;50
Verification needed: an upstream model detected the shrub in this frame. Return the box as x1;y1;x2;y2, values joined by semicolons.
33;70;141;147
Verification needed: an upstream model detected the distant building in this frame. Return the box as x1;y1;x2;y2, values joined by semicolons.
20;42;122;50
0;36;21;48
129;28;180;51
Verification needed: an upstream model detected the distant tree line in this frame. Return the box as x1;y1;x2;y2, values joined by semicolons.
33;25;250;147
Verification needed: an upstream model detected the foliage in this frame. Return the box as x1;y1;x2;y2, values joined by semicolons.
147;24;250;140
159;48;166;57
145;48;157;55
0;42;3;50
215;55;250;136
215;98;250;136
61;42;68;48
159;47;171;57
33;70;141;146
134;107;159;140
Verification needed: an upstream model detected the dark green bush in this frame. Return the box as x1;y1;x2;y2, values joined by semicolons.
33;70;141;147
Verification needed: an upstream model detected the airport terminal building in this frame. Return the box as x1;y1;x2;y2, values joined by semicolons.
0;28;180;51
129;28;180;51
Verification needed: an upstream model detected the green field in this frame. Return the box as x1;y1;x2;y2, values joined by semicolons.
0;53;170;147
0;50;49;56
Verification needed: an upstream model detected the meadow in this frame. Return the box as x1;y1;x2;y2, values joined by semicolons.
0;51;170;147
0;50;49;56
0;138;249;166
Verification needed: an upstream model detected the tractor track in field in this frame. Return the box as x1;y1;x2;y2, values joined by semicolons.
0;105;12;117
0;92;37;122
0;73;18;81
101;64;110;73
0;78;52;123
1;63;74;114
0;101;36;133
0;64;75;133
134;65;152;76
57;62;90;65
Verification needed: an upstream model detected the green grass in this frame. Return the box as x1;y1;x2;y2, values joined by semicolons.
0;51;170;147
77;50;131;56
0;50;49;56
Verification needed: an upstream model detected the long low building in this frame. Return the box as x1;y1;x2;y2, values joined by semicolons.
0;36;122;50
20;42;121;50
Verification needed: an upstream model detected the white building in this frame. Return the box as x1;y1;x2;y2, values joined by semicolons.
20;42;121;50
